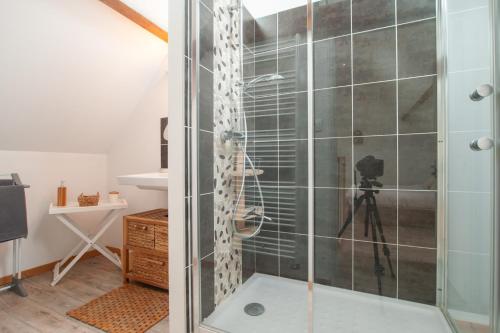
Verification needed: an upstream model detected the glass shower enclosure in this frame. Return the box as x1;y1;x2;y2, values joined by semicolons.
443;1;498;332
180;0;500;332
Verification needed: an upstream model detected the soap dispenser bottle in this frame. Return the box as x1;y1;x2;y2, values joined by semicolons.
57;181;67;206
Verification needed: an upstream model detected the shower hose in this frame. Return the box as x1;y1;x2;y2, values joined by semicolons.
231;100;267;239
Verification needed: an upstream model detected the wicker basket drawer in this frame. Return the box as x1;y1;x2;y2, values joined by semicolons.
130;251;168;287
155;225;168;252
127;221;154;249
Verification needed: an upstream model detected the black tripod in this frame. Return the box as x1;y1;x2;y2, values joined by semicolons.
337;174;396;295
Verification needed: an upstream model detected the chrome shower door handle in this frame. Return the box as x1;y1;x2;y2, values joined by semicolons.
470;84;494;101
470;137;494;151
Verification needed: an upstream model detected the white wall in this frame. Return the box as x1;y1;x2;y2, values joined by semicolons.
0;0;168;154
0;0;169;277
104;69;169;248
0;70;169;277
0;151;108;277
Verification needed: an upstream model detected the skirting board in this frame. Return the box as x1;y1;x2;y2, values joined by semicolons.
0;246;121;287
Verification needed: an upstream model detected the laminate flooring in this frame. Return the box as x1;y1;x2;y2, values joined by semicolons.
0;256;169;333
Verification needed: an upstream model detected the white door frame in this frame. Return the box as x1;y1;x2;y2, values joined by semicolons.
168;0;188;332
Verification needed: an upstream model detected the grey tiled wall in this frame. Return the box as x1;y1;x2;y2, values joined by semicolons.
242;0;438;305
197;0;216;320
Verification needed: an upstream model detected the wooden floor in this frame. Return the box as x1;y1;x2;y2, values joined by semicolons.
455;320;490;333
0;256;169;333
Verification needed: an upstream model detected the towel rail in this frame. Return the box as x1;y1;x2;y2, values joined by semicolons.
0;173;29;297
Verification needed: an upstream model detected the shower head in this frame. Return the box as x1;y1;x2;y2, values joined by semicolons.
238;74;285;92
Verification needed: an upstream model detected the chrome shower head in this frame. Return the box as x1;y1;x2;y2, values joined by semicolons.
238;74;285;92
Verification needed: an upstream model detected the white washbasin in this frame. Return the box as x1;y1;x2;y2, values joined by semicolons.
117;172;168;191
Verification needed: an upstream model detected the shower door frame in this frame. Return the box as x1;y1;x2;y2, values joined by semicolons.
174;0;500;332
437;0;500;332
168;0;189;331
494;1;500;332
435;0;446;316
190;0;316;332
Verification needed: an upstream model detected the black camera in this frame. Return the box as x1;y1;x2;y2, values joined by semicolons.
356;155;384;179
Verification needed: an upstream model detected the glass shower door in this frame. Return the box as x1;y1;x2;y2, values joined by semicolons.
444;1;497;332
194;1;310;332
313;0;441;331
188;0;500;331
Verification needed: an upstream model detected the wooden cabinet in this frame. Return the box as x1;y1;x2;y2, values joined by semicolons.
123;209;168;290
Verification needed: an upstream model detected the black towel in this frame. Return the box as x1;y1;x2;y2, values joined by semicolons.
0;179;28;243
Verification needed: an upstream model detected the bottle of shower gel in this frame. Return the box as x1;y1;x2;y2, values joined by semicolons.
57;181;67;206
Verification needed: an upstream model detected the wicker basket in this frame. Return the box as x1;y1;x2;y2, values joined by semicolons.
127;221;154;249
130;250;168;287
123;209;168;290
78;193;100;207
154;225;168;252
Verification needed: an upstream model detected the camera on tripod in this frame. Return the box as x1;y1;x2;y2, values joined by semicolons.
355;155;384;188
337;154;395;295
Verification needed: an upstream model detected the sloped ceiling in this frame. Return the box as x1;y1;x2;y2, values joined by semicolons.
0;0;168;154
122;0;169;31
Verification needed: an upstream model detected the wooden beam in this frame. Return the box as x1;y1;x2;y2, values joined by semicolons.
99;0;168;43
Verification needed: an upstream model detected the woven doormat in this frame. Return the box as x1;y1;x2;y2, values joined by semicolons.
67;284;168;333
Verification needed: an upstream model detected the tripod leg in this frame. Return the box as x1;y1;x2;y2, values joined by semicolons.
364;197;372;237
337;194;365;238
372;197;396;279
370;214;384;296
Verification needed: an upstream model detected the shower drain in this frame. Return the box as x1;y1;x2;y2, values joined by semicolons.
244;303;265;316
